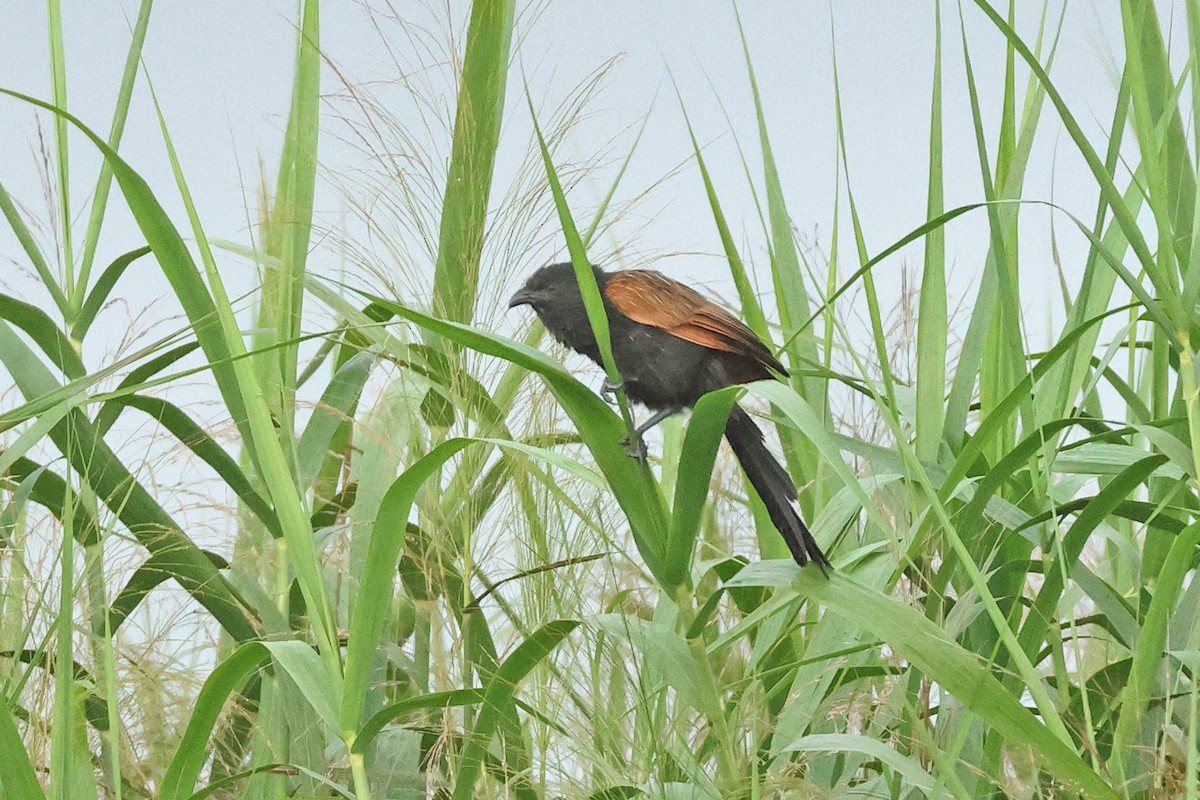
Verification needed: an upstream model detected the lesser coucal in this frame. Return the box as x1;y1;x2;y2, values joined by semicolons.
509;261;830;571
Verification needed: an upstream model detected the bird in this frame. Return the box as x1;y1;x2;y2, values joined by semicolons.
508;261;830;571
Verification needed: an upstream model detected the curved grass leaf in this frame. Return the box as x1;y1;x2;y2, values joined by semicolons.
941;302;1139;496
0;179;68;316
0;88;258;462
780;733;936;792
1018;454;1170;668
157;644;270;800
99;394;280;537
148;56;344;679
593;614;715;720
159;640;339;800
0;322;257;641
104;546;236;635
353;689;485;754
1;457;99;546
665;386;741;579
342;433;601;732
297;351;373;490
768;571;1118;800
185;763;353;800
72;246;151;341
93;341;201;433
0;698;45;800
0;291;85;379
526;85;640;452
452;619;579;800
1109;521;1200;784
340;438;473;731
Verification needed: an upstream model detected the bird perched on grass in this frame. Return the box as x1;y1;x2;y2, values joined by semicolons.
509;261;830;572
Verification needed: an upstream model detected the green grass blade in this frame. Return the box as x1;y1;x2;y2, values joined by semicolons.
452;620;579;800
957;14;1027;461
144;73;343;686
352;689;485;754
46;0;74;302
524;91;674;574
257;0;320;444
732;5;824;513
779;733;937;793
0;180;69;316
0;321;257;641
0;696;46;800
732;7;819;395
296;351;373;491
1110;518;1200;785
736;568;1118;799
581;107;652;250
159;644;272;800
340;438;472;731
430;0;515;324
968;0;1176;326
675;91;770;341
0;89;257;459
830;34;898;415
526;91;626;422
75;0;154;306
99;394;280;536
916;2;947;463
71;246;151;341
665;387;741;576
0;291;86;379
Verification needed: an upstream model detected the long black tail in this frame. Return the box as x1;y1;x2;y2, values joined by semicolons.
724;405;830;572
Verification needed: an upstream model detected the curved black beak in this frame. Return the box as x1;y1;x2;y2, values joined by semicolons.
508;288;534;309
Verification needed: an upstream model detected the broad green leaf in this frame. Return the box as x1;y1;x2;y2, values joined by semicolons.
430;0;515;325
665;387;740;577
0;697;46;800
0;321;257;641
780;733;936;792
296;351;373;490
76;0;154;306
745;571;1118;800
452;620;579;800
73;246;151;342
915;2;947;463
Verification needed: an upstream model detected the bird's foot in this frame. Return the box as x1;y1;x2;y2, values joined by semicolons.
600;378;623;406
619;433;649;461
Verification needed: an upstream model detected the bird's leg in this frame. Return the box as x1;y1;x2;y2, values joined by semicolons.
633;407;679;438
619;407;680;460
600;377;623;406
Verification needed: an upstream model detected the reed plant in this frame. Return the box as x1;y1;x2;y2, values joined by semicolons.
1;1;1197;798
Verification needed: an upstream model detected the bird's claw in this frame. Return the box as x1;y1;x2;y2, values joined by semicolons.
600;378;623;406
619;433;649;461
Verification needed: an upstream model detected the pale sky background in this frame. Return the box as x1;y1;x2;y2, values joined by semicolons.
1;1;1137;337
0;1;1158;595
